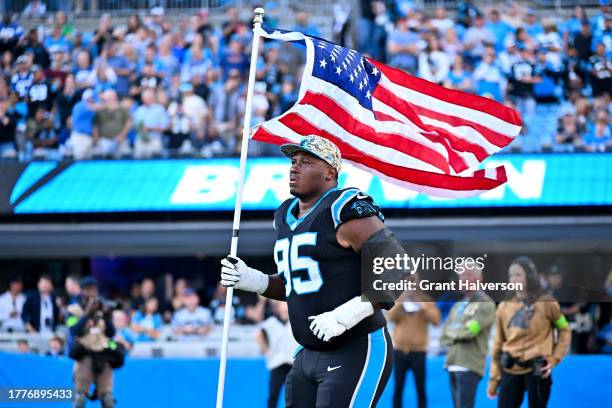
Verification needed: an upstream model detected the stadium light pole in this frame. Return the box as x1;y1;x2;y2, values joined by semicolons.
215;7;265;408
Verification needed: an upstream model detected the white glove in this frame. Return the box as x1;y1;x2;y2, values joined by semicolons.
308;297;375;342
220;255;269;294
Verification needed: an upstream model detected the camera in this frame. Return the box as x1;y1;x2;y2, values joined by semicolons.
531;357;547;378
500;352;515;369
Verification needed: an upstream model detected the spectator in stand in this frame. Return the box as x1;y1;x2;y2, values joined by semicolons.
171;278;188;313
91;58;117;94
534;48;562;104
583;110;612;151
473;47;504;101
0;13;23;56
16;28;49;68
1;50;12;77
570;20;593;62
105;41;134;99
92;89;131;158
523;9;544;39
44;24;70;58
589;42;612;98
153;36;180;80
16;338;29;353
278;76;298;115
27;65;55;119
131;297;163;342
418;35;450;85
387;15;421;75
133;88;168;159
210;284;245;325
487;9;513;52
22;275;60;334
169;82;208;143
498;38;520;76
131;278;156;312
0;276;26;333
11;54;32;100
64;275;82;306
456;0;481;29
431;6;454;35
167;99;193;153
508;46;540;118
0;96;17;158
445;55;473;92
56;73;78;131
92;14;113;56
293;11;320;38
130;62;162;104
67;88;97;160
441;28;463;63
208;68;240;147
46;335;65;356
220;35;248;81
563;5;587;44
27;107;59;159
112;309;135;352
463;14;494;65
171;288;213;340
592;14;611;58
22;0;46;19
556;111;584;150
74;50;97;92
591;0;610;39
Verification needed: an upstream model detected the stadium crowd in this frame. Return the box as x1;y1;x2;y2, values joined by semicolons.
0;273;271;354
0;1;610;160
1;263;610;356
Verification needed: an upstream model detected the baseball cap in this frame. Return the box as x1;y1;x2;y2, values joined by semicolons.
280;135;342;174
80;276;98;288
16;55;28;64
184;288;198;296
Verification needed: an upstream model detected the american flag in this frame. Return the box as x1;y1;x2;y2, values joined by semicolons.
251;28;522;198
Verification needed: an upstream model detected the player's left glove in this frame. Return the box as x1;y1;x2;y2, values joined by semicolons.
308;297;375;342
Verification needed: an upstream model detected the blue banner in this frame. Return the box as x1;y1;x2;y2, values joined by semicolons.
5;154;612;214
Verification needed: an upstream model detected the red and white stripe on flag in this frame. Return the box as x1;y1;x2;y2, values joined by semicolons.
250;28;522;198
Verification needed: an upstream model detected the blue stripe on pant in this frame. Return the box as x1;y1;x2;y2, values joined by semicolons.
351;328;392;407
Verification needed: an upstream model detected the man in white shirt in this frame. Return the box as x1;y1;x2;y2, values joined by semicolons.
171;288;213;340
0;277;26;332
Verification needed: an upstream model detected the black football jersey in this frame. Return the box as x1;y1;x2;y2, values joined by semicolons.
272;187;386;350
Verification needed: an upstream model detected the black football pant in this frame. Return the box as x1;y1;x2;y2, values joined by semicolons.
285;328;393;408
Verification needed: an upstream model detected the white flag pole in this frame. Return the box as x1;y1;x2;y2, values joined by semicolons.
215;7;265;408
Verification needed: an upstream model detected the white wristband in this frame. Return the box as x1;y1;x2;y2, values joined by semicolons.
334;296;374;330
249;268;270;295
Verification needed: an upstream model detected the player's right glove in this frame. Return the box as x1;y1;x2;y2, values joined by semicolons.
220;255;269;294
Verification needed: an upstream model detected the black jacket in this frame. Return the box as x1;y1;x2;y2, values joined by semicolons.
21;293;60;332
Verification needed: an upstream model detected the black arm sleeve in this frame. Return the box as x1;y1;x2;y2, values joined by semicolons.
361;228;412;310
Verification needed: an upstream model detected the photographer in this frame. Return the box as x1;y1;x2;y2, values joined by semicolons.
68;277;118;408
487;257;571;408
